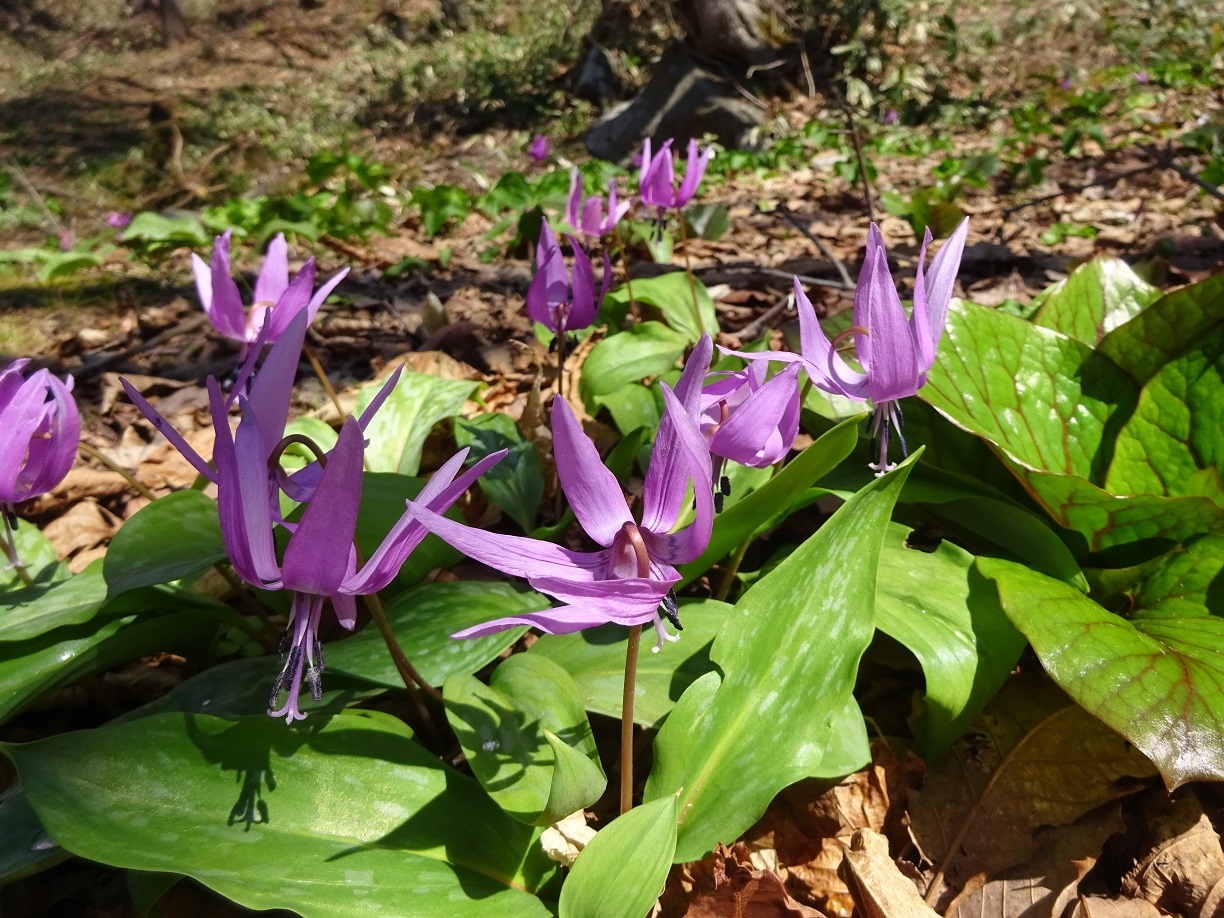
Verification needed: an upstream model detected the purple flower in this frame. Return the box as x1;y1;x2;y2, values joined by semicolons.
700;362;802;469
105;212;132;229
0;360;80;570
191;231;348;346
528;134;551;162
121;312;502;722
729;220;969;475
526;218;610;334
1134;70;1150;84
405;337;715;651
565;168;631;241
1059;77;1072;91
882;109;899;125
638;137;714;213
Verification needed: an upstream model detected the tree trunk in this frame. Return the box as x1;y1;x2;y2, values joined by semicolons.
160;0;188;46
672;0;777;70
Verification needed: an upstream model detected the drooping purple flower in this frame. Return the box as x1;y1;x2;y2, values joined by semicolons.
105;212;132;229
526;218;610;334
638;137;714;213
121;311;502;722
528;134;551;162
565;168;632;242
0;360;80;572
406;337;715;651
191;231;348;346
882;109;899;125
728;219;969;475
1134;70;1150;84
700;361;802;469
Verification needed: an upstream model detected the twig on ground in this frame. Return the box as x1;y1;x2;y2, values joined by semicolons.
736;291;794;341
995;162;1163;239
3;155;68;238
1138;143;1224;203
776;203;855;288
73;313;211;379
831;90;877;223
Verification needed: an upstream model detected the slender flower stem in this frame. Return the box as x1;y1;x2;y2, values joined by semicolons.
620;623;643;815
677;216;704;334
714;537;752;603
78;442;157;501
303;343;346;421
363;588;442;744
555;329;568;398
2;512;35;589
612;224;640;323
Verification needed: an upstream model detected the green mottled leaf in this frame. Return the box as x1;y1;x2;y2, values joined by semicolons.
6;712;556;917
603;272;717;342
454;413;543;532
326;581;545;688
593;383;661;438
0;611;218;725
580;322;688;401
103;490;227;596
679;414;862;586
980;550;1224;787
874;525;1027;758
559;795;677;918
355;369;480;475
645;454;915;861
445;655;605;825
1031;257;1160;346
528;600;731;727
0;559;107;642
353;473;463;592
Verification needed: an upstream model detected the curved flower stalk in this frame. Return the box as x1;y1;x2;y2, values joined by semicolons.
192;231;348;346
121;311;502;722
526;218;611;335
638;137;714;214
700;362;802;470
731;219;969;475
407;336;714;653
0;361;80;578
565;168;631;243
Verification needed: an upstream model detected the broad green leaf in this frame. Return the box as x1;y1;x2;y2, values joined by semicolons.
645;454;916;861
0;786;66;885
326;581;545;688
579;322;688;402
454;413;543;532
103;490;226;596
0;518;63;589
445;655;605;825
558;795;678;918
1104;326;1224;502
603;273;718;342
355;369;480;475
678;414;862;586
37;250;102;282
353;473;463;591
528;600;732;727
684;203;732;242
1031;257;1160;346
874;525;1027;759
0;559;107;642
0;610;218;725
593;382;661;438
980;550;1224;787
128;870;179;916
1098;273;1224;385
6;712;556;916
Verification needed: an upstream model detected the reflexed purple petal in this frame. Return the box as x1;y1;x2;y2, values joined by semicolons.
604;180;631;233
792;278;869;400
343;448;507;595
862;245;921;404
920;217;969;356
910;228;936;373
581;197;603;237
597;250;612;312
355;366;403;432
674;334;713;410
552;397;632;547
453;605;617;639
526;220;569;329
0;380;44;503
304;266;349;326
333;591;357;629
675;139;713;208
190;253;212;316
215;389;281;587
527;574;675;623
22;372;80;498
640;342;710;535
248;309;306;457
254;233;289;308
643;383;713;565
120;377;217;483
404;500;606;582
852;224;886;368
708;363;801;467
567;239;597;330
282;417;364;594
206;232;247;341
566;168;583;231
264;259;316;342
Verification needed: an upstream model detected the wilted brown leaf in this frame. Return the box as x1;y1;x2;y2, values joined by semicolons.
673;844;829;918
839;828;939;918
909;676;1157;907
1123;807;1224;915
1071;897;1161;917
41;500;119;564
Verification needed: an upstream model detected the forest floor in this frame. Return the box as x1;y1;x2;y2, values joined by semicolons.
2;1;1224;916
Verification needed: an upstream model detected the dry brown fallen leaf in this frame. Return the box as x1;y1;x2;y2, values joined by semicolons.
839;828;939;918
41;499;119;567
1122;799;1224;915
1071;896;1162;917
666;844;829;918
909;675;1157;909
